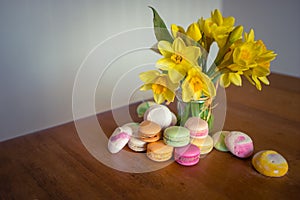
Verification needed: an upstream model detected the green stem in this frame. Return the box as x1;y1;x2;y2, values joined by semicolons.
180;102;191;126
211;71;222;83
191;102;200;117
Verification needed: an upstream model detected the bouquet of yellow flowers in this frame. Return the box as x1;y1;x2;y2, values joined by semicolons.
139;7;277;126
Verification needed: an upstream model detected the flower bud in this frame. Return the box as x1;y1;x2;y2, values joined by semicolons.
186;23;202;41
229;25;243;43
212;9;223;25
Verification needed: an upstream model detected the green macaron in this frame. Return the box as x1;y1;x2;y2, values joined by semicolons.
163;126;190;147
136;101;156;118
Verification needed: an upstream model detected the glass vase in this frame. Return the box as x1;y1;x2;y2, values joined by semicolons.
176;90;214;131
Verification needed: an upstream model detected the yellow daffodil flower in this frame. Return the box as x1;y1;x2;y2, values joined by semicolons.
198;9;235;48
181;67;216;102
244;39;276;90
171;23;202;42
218;29;276;90
233;42;259;68
156;37;201;83
139;70;179;104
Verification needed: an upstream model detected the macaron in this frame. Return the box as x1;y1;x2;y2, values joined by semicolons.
174;144;200;166
163;126;190;147
128;137;147;152
123;122;139;136
147;140;174;162
136;101;156;118
138;120;161;143
144;104;172;129
184;117;209;139
108;126;132;154
225;131;254;158
212;131;230;152
252;150;288;177
191;135;214;155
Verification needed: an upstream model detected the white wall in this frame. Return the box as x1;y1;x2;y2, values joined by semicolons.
222;0;300;78
0;0;222;141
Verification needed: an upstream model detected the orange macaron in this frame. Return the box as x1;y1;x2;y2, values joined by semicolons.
138;120;162;143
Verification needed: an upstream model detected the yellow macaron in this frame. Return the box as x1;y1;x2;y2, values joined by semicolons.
252;150;288;177
190;135;214;155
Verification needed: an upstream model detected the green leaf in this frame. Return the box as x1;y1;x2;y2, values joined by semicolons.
149;6;174;43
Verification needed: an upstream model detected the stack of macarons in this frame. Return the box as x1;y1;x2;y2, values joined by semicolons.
107;102;205;166
108;103;174;154
184;117;214;156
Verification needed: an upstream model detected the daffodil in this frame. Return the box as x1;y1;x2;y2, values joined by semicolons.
139;70;179;104
233;42;259;68
198;9;235;48
181;67;216;102
244;39;276;90
171;23;202;42
217;29;276;90
156;37;201;83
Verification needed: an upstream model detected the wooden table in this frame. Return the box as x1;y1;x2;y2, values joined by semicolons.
1;73;300;199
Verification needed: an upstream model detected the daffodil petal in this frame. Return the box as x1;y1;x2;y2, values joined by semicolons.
182;80;193;102
153;93;165;104
229;73;242;86
186;23;202;41
244;73;255;85
158;40;174;57
253;66;270;77
245;29;255;42
220;73;230;88
167;78;179;91
258;76;270;85
169;67;184;83
227;64;248;71
164;89;175;102
140;84;152;91
172;37;185;53
252;75;262;90
212;9;223;26
139;70;159;83
171;24;185;38
182;46;201;65
156;58;175;70
223;16;235;27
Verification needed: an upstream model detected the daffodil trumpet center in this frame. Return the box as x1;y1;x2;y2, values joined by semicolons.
152;84;167;94
240;49;251;60
189;76;203;92
171;54;183;64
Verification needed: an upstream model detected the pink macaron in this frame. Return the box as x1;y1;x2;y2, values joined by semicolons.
184;117;209;139
174;144;200;166
108;126;132;154
225;131;254;158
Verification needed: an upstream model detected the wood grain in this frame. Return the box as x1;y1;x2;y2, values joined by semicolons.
0;73;300;199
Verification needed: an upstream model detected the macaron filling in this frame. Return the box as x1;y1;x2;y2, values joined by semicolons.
189;129;209;138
